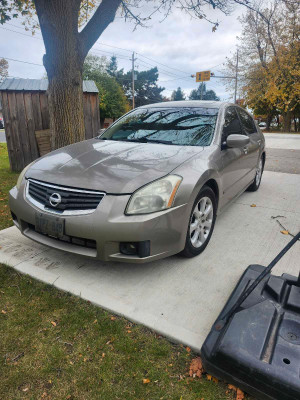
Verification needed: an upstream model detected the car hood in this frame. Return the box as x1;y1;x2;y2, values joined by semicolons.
26;139;204;194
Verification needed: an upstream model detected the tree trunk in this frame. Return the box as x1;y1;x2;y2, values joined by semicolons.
48;70;85;150
34;0;120;150
35;0;84;150
282;111;292;132
266;114;272;130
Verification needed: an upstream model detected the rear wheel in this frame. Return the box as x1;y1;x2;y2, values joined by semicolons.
181;185;217;258
247;155;264;192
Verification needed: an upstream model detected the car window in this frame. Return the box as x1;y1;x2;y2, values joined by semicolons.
222;106;243;145
237;108;257;134
100;107;219;147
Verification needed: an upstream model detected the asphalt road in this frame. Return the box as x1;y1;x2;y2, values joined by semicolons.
264;133;300;175
264;148;300;175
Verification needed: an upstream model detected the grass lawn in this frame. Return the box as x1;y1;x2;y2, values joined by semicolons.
0;143;19;230
0;144;250;399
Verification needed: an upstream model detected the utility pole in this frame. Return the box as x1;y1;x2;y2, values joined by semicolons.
234;49;239;104
131;52;136;109
200;82;204;100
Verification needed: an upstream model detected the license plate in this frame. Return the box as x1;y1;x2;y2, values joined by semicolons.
35;212;65;238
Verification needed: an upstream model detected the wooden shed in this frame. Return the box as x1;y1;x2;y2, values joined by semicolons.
0;78;100;172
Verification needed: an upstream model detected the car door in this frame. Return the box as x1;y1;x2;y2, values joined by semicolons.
236;107;261;183
220;106;250;206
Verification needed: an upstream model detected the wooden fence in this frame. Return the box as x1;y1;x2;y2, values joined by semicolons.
0;90;100;172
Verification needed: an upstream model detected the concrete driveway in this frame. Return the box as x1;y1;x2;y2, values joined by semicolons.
1;132;300;351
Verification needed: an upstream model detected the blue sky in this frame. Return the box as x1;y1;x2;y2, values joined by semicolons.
0;3;244;101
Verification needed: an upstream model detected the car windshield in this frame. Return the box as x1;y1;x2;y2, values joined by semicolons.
99;107;219;146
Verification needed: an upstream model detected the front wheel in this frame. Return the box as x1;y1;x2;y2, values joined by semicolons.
181;185;217;258
247;155;264;192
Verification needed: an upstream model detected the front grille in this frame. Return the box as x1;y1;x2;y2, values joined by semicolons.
27;222;97;249
27;179;105;214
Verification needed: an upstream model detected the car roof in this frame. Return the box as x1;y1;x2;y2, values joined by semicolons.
138;100;231;109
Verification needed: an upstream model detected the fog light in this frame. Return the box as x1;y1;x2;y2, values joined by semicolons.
120;241;151;258
120;242;138;256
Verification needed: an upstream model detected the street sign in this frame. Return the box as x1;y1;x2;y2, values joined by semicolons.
196;71;211;82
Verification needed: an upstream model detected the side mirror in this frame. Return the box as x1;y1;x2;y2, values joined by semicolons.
226;134;250;148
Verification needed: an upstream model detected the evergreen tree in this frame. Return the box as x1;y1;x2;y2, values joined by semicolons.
171;87;186;101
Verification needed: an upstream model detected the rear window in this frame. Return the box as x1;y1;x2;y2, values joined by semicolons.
100;107;219;147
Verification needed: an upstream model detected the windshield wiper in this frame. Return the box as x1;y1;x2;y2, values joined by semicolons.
104;137;173;145
141;138;173;144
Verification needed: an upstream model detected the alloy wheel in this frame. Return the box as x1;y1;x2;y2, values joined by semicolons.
189;196;214;248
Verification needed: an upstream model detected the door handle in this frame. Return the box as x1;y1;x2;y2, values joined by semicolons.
257;140;262;145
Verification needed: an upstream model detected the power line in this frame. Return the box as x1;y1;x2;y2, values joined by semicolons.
0;25;43;40
0;56;44;67
160;76;193;82
136;58;185;79
1;21;228;96
136;52;192;75
91;48;130;61
1;23;193;79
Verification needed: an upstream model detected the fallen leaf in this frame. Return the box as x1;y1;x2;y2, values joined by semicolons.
281;230;289;235
110;316;116;321
143;378;150;384
50;321;56;327
228;384;245;400
22;387;29;392
93;319;97;324
250;204;256;207
102;353;105;358
127;330;132;333
206;374;218;382
189;357;204;378
1;309;6;314
186;346;191;353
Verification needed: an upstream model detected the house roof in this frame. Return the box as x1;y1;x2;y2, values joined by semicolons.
0;78;98;93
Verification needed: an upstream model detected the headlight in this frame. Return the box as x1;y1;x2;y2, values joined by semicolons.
126;175;182;215
16;161;35;190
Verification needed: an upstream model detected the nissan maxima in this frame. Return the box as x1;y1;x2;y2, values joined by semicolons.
9;101;265;263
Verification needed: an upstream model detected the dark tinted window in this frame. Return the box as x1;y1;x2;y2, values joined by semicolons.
100;107;218;147
237;108;257;134
222;106;243;144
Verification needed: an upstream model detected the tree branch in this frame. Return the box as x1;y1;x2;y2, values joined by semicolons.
79;0;121;58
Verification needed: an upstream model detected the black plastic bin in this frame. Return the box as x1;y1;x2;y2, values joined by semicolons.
201;233;300;400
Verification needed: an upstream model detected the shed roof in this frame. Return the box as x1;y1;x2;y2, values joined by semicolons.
0;78;98;93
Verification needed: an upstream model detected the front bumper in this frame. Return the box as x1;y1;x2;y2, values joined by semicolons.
9;181;189;263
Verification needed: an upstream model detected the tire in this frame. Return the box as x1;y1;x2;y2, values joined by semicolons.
247;155;264;192
181;185;217;258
